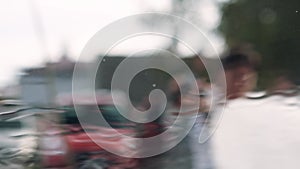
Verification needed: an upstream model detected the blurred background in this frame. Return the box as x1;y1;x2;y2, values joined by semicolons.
0;0;299;169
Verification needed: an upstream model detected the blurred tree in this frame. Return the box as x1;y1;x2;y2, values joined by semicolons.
219;0;300;87
140;0;214;54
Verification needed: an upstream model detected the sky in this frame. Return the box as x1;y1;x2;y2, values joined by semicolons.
0;0;224;88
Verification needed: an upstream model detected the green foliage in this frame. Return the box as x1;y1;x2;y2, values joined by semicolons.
219;0;300;87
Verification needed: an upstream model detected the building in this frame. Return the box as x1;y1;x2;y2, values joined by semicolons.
20;55;89;106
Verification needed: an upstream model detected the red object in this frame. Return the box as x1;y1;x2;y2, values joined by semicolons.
39;124;138;168
41;152;69;168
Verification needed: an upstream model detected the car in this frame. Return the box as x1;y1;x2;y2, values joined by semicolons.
37;91;139;169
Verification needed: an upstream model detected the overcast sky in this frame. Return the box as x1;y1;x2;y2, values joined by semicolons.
0;0;224;88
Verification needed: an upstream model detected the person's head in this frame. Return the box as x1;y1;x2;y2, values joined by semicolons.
221;53;258;99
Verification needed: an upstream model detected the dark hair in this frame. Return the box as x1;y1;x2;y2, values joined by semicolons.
221;53;258;71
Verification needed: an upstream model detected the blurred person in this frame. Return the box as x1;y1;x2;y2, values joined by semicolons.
181;52;258;169
220;53;258;99
161;52;259;169
166;52;258;169
211;52;300;169
181;53;258;169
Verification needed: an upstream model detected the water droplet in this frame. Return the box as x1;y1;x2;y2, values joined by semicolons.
296;10;299;13
152;84;156;87
103;59;106;62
